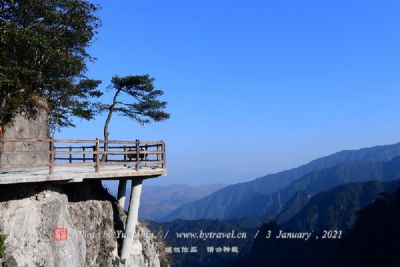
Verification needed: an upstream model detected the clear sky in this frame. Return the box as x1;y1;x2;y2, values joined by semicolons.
58;0;400;185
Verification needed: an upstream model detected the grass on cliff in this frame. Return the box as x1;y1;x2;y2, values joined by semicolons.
0;232;5;258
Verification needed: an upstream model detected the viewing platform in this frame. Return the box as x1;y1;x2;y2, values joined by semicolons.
0;138;166;184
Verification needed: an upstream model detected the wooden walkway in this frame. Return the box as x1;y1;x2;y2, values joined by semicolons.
0;138;166;184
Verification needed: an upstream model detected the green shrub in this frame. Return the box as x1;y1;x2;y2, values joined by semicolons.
0;232;5;258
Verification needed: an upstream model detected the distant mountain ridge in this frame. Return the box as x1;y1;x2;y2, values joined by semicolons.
281;179;400;231
139;184;225;221
164;142;400;221
150;180;400;267
231;184;400;267
207;157;400;220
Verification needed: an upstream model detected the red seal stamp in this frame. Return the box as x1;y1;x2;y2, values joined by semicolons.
53;228;68;241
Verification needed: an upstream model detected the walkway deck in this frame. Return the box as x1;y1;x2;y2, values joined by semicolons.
0;166;165;184
0;138;166;184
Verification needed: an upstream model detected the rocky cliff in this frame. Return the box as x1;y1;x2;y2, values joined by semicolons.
0;105;49;167
0;180;167;267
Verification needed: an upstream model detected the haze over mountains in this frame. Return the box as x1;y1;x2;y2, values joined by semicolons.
164;142;400;221
146;142;400;267
150;179;400;267
102;182;224;221
139;184;225;220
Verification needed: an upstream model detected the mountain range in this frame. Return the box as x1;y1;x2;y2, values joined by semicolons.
232;186;400;267
150;178;400;267
139;184;225;220
164;142;400;221
280;179;400;231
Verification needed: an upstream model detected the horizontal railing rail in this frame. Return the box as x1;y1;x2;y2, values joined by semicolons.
0;138;166;175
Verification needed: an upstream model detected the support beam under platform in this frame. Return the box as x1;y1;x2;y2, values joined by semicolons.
117;179;127;208
120;178;143;266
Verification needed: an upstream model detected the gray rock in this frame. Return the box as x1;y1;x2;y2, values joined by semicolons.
130;225;161;267
0;109;48;167
0;182;164;267
0;190;86;267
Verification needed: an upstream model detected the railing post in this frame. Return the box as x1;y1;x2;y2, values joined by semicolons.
49;139;54;175
83;147;86;163
135;139;140;171
0;138;3;154
123;145;126;162
156;144;160;163
95;138;100;173
162;141;166;169
144;145;148;167
69;146;72;163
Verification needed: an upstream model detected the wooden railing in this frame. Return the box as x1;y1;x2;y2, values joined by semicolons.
0;138;166;175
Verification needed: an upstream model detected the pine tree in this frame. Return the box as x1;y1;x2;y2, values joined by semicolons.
100;75;170;156
0;0;102;135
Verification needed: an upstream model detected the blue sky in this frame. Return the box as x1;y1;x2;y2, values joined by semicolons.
58;0;400;185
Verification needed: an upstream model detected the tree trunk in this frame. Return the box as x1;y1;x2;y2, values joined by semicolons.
102;89;121;162
102;110;112;162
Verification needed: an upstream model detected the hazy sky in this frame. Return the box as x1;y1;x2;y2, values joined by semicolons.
58;0;400;185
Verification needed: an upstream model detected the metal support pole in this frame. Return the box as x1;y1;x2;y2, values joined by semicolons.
117;179;127;209
119;179;143;266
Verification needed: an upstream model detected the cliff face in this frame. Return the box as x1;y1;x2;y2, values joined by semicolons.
0;108;48;167
0;181;164;267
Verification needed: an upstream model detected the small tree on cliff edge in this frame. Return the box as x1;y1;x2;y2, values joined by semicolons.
0;0;102;136
100;75;170;158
